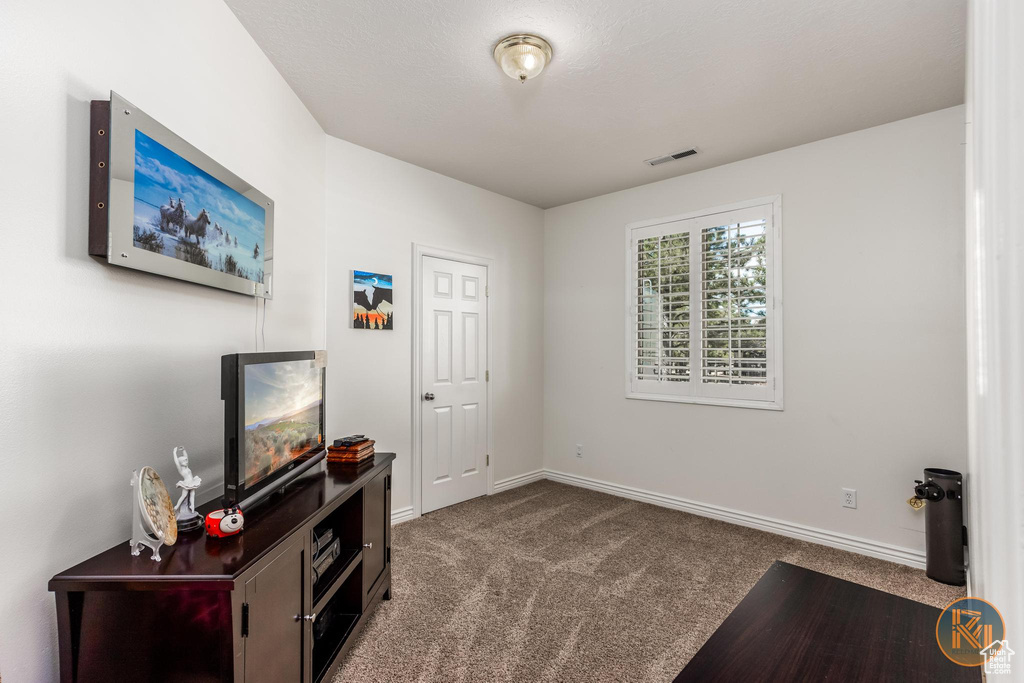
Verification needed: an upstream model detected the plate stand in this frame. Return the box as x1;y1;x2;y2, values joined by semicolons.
129;470;166;561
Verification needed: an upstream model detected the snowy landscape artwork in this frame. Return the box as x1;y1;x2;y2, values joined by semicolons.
132;130;266;283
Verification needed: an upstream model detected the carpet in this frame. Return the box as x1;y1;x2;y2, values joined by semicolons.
335;480;964;682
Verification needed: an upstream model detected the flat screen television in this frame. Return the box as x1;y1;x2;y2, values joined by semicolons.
222;350;327;508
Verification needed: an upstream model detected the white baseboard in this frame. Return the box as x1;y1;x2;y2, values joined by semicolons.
395;469;922;569
544;469;926;570
391;468;545;525
391;505;417;526
493;469;546;493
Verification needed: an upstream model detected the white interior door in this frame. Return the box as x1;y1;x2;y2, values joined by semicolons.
420;255;488;514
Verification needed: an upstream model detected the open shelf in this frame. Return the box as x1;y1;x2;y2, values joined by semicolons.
312;558;363;683
313;550;361;612
311;490;363;606
313;612;358;683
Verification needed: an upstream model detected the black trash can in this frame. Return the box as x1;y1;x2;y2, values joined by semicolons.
913;468;965;586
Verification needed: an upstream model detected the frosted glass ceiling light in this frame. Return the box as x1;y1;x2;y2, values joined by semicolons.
494;34;553;83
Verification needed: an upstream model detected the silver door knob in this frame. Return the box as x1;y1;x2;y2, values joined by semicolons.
423;392;435;401
303;613;317;622
364;542;373;549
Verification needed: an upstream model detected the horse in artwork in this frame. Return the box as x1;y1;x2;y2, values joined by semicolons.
159;197;186;234
182;208;211;246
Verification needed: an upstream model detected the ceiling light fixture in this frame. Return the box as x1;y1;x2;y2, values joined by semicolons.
493;34;553;83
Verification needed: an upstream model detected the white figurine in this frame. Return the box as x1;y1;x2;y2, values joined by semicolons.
172;446;202;525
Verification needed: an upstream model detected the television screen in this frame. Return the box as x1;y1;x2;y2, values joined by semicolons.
243;359;323;488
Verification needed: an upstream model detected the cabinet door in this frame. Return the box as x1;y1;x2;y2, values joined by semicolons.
362;470;388;604
245;539;306;683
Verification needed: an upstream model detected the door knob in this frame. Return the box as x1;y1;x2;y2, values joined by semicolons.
364;542;373;549
423;392;435;401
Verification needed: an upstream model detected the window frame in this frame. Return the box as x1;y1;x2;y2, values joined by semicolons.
624;195;784;410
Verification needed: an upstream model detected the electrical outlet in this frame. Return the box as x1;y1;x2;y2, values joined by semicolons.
575;444;583;458
842;488;857;509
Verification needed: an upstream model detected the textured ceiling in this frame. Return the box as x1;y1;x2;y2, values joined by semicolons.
224;0;965;208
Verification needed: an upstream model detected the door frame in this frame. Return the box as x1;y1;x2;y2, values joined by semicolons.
965;0;1024;641
411;243;495;519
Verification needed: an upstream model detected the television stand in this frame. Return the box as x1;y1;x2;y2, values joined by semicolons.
49;453;395;683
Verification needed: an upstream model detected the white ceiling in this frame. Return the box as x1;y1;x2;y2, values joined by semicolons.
224;0;965;209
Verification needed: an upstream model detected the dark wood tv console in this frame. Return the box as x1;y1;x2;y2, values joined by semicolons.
49;453;395;683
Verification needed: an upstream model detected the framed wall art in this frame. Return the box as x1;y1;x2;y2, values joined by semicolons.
89;91;274;297
353;271;393;329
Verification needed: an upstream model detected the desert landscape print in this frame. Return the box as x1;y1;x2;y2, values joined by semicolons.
243;360;322;487
132;130;266;283
353;270;393;329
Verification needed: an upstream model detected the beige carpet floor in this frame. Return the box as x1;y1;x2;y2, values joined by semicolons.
335;480;964;683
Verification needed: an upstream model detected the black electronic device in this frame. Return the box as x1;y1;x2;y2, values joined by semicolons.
313;603;333;641
912;468;966;586
312;527;335;560
333;435;366;448
222;350;327;510
312;538;341;584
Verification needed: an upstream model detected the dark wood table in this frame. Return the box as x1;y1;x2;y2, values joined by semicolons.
674;561;978;683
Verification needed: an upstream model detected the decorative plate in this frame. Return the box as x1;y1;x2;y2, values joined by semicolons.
137;466;177;545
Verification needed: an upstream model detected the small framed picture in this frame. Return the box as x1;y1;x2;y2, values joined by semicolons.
353;271;393;329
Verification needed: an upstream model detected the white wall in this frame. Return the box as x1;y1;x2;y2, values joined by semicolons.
324;137;545;517
543;106;966;557
0;1;326;680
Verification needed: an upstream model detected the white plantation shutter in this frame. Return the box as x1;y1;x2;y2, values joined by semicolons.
636;230;691;385
626;198;782;409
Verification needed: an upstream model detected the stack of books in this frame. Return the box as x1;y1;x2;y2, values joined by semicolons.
327;436;375;466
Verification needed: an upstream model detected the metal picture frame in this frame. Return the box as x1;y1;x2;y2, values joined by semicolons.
89;91;274;298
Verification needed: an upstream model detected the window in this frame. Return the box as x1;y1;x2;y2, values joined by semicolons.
625;196;782;409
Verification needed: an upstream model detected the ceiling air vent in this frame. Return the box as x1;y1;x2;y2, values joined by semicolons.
644;148;698;166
